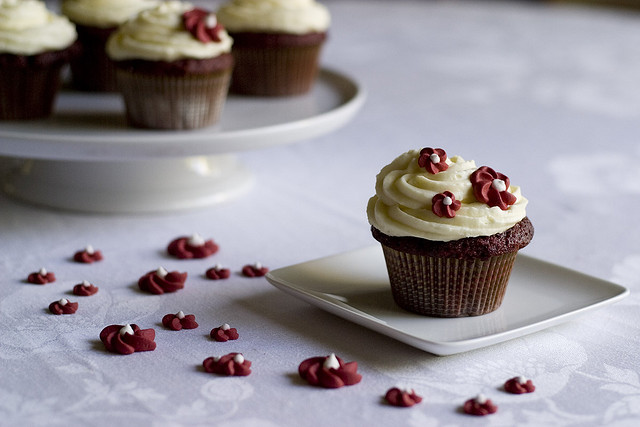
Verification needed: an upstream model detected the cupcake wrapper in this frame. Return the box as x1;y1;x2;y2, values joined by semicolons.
229;43;323;96
381;245;518;317
0;64;64;120
115;68;231;130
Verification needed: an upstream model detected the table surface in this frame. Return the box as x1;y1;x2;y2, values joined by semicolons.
2;1;640;426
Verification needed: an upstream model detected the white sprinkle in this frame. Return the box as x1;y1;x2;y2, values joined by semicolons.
254;262;262;269
475;394;487;404
39;267;47;276
221;323;230;331
214;263;223;270
188;233;205;247
156;266;168;278
517;376;527;384
323;353;340;370
492;179;507;192
429;153;440;164
176;311;185;319
206;14;217;29
82;280;91;287
233;354;245;364
58;298;68;306
442;196;453;206
85;245;94;255
119;324;134;336
212;356;221;362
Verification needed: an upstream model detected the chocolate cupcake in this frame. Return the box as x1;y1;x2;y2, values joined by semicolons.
61;0;158;92
367;148;534;317
0;0;77;120
217;0;329;96
106;1;233;129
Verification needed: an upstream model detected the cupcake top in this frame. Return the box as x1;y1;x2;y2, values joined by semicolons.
61;0;159;29
0;0;77;55
367;148;528;242
106;1;232;62
217;0;330;35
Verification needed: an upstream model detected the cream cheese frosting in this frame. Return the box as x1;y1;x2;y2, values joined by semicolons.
61;0;159;28
106;1;233;62
0;0;77;55
217;0;330;34
367;149;528;241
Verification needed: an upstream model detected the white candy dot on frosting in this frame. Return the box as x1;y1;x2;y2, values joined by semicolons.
221;323;230;330
233;354;245;364
206;14;217;28
254;262;262;269
119;324;134;336
492;179;507;192
429;153;440;164
85;245;94;254
176;311;185;319
517;376;527;384
82;280;91;287
214;264;223;270
58;298;68;306
323;353;340;370
156;266;168;278
475;394;487;404
442;196;453;206
188;233;205;247
39;267;47;276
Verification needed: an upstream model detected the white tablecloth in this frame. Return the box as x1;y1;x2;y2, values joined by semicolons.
2;1;640;425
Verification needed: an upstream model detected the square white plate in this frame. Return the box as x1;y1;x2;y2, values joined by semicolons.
266;246;629;356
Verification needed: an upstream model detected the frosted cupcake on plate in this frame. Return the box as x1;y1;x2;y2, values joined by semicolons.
0;0;77;120
61;0;158;92
216;0;329;96
367;147;534;317
106;1;233;129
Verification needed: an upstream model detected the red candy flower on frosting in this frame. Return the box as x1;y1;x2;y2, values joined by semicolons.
470;166;517;210
167;234;219;259
99;324;157;355
138;267;187;294
210;323;239;342
418;147;449;174
183;8;223;43
298;353;362;389
27;267;55;285
49;298;78;315
432;191;461;218
73;245;103;263
463;394;498;416
504;376;536;394
203;353;251;376
385;387;423;407
162;311;198;331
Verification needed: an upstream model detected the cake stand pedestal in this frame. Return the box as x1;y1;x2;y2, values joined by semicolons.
0;69;364;213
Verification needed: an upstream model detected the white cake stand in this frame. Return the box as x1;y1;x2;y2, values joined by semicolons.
0;69;365;213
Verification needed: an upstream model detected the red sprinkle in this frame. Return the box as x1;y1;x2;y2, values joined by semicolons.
210;324;239;342
49;299;78;315
298;354;362;389
203;353;251;376
205;265;231;280
183;8;223;43
72;281;99;296
417;147;449;174
504;376;536;394
463;395;498;416
385;387;423;407
73;246;103;263
99;324;156;355
162;312;199;331
242;263;269;278
138;267;187;294
27;268;55;285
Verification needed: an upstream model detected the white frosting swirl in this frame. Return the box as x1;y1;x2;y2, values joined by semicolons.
62;0;159;28
0;0;77;55
367;150;528;242
217;0;330;34
106;1;233;62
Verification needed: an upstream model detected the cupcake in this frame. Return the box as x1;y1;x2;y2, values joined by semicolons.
0;0;77;120
217;0;329;96
105;1;233;129
367;148;534;317
61;0;158;92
